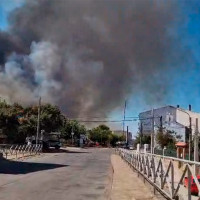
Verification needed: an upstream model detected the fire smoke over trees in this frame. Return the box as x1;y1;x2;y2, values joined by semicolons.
0;0;189;117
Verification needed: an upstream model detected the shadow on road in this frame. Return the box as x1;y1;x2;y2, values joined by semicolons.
0;158;68;175
43;148;91;154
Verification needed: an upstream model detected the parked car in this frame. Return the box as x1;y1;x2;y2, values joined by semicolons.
31;132;62;150
128;146;134;150
121;145;134;150
43;132;62;150
184;175;200;195
87;141;96;147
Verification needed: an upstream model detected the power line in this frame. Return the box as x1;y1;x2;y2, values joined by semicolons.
67;116;112;119
125;116;140;119
70;119;135;123
67;116;161;122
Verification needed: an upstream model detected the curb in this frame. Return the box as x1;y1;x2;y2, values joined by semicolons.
105;154;114;200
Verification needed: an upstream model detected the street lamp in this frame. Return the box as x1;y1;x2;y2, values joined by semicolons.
177;108;192;160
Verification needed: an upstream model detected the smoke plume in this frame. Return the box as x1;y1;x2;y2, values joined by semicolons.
0;0;185;117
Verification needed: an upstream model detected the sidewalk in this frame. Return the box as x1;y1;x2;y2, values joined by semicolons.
110;154;158;200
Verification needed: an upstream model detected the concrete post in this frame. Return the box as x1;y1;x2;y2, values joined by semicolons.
194;118;199;174
183;147;185;159
176;147;179;158
151;109;154;154
189;117;192;160
137;144;140;153
144;144;148;154
163;146;166;157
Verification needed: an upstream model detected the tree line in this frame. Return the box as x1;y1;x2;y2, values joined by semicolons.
134;127;182;150
0;100;125;146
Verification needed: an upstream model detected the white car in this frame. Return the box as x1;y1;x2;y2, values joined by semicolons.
128;146;134;150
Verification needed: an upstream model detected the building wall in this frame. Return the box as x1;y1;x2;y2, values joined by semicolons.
163;122;185;142
176;109;200;135
139;106;177;134
139;106;200;143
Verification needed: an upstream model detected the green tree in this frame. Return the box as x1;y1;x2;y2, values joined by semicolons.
134;132;151;147
0;100;87;144
110;134;126;147
40;104;63;133
0;101;21;143
16;104;64;141
89;124;112;146
60;119;87;140
156;128;178;149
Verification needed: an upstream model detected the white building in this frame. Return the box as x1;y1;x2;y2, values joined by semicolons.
139;105;200;142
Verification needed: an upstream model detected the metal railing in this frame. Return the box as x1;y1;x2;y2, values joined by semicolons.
116;148;200;200
0;144;43;159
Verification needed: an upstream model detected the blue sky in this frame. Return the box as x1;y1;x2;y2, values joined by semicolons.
0;0;24;30
1;1;200;136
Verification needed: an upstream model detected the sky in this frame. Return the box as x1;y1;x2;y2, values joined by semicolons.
0;0;23;30
117;1;200;135
1;1;200;137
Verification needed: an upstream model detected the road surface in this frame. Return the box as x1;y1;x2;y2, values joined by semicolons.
0;148;112;200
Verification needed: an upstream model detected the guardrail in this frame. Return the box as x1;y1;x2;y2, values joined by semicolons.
116;148;200;200
0;144;43;159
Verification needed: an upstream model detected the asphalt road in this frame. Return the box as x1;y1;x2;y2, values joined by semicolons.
0;148;112;200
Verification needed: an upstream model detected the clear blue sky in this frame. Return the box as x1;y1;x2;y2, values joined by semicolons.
1;1;200;136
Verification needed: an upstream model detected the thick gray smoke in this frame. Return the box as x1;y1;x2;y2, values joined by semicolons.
0;0;184;117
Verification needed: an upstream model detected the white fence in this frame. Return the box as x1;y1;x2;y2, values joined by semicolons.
0;144;43;159
116;148;200;200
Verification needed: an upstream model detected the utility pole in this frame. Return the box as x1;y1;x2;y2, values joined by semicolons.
194;118;199;174
71;124;74;145
177;107;192;160
123;101;127;136
36;97;41;145
151;109;154;154
126;126;129;146
189;117;192;161
140;122;143;147
160;116;163;132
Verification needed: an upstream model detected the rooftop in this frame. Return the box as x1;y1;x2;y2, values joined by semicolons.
139;105;200;116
